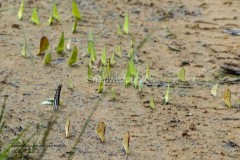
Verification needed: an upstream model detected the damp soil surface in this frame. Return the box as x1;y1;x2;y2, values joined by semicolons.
0;0;240;159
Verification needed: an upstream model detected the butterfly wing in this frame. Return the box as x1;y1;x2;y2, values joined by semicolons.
53;84;62;110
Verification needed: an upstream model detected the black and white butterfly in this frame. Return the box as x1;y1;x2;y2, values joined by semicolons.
53;84;62;111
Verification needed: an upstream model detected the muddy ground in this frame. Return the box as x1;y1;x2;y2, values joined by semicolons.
0;0;240;159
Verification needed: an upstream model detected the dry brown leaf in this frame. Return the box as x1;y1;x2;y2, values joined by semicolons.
122;131;130;155
96;122;106;143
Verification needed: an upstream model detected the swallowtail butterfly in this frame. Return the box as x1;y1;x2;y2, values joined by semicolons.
53;84;62;110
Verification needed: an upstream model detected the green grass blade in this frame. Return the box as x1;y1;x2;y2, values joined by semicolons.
123;13;129;34
53;3;60;22
0;96;7;127
68;46;78;66
67;99;101;160
43;52;51;65
72;18;77;33
0;125;30;159
0;120;5;134
57;32;64;54
39;114;58;159
178;67;185;82
72;0;81;20
18;0;24;20
31;7;39;25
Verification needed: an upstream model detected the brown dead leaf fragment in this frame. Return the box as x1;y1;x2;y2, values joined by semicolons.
122;132;130;155
38;36;49;55
65;118;70;138
96;122;106;143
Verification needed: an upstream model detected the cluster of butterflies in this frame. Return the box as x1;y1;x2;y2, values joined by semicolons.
52;84;130;155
